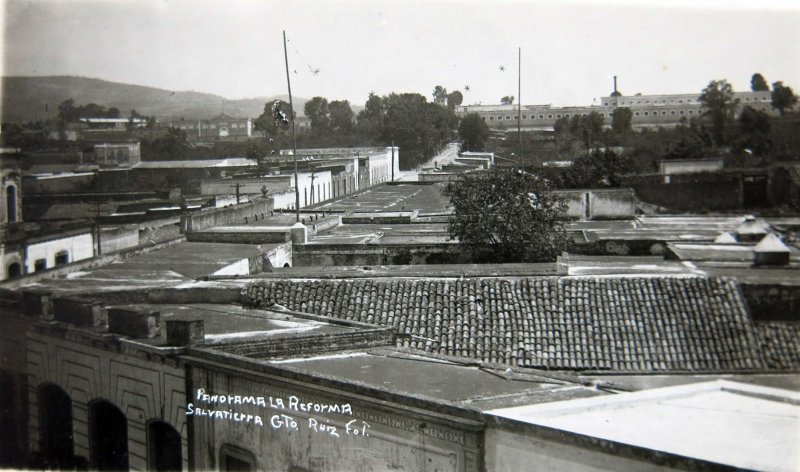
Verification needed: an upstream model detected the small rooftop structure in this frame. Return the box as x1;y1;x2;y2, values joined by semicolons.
754;233;791;266
713;231;738;244
735;215;770;242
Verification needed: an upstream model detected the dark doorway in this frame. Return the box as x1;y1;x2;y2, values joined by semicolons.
38;384;74;468
743;175;768;208
148;421;181;472
89;400;128;471
7;263;21;279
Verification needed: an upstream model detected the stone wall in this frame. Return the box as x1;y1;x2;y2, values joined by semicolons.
187;361;483;472
625;172;744;211
182;198;274;233
26;326;188;470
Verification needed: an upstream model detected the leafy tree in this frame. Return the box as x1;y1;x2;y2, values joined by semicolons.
356;92;457;169
560;149;631;189
735;106;772;157
699;79;738;145
751;73;769;92
304;96;330;131
771;81;798;116
328;100;355;134
458;113;490;152
442;169;568;263
433;85;448;105
611;107;633;134
446;91;463;111
501;95;515;105
144;127;189;160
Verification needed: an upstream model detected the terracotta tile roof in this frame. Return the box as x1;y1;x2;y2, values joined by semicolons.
755;322;800;370
244;276;766;372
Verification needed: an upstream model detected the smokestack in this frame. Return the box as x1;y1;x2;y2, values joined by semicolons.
613;76;618;95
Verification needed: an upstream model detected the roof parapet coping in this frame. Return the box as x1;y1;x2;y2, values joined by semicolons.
53;296;107;327
108;306;161;339
166;319;205;346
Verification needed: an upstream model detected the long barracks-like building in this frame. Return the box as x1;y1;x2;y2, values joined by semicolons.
456;90;776;131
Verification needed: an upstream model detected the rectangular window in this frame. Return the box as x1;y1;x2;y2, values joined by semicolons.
54;251;69;266
34;259;47;272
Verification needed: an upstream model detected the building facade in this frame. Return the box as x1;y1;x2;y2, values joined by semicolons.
457;91;779;131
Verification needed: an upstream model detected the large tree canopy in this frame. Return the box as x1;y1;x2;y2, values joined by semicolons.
356;92;456;169
699;79;738;145
458;113;490;152
771;81;798;116
442;169;568;262
751;73;769;92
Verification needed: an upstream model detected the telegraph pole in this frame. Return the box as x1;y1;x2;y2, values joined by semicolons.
517;47;522;167
283;31;300;222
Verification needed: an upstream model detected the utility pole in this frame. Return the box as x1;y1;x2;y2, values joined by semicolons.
517;46;522;167
391;138;395;181
230;182;241;204
283;30;300;222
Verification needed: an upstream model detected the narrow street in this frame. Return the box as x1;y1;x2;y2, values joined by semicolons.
395;142;460;181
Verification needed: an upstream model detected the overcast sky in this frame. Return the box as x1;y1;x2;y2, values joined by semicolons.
2;0;799;107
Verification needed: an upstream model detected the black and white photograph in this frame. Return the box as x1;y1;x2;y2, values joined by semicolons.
1;0;799;470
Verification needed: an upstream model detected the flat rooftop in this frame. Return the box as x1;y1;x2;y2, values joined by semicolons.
24;241;271;294
124;303;357;346
263;347;604;410
311;182;450;214
488;380;800;472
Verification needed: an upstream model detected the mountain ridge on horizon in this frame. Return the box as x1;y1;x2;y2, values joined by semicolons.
0;75;338;123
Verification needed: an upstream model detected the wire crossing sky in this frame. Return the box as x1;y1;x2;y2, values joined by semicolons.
2;0;799;107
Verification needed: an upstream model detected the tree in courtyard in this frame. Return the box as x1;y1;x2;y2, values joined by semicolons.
442;169;568;262
751;73;769;92
328;100;355;134
501;95;515;105
611;107;633;134
699;79;738;145
458;113;490;152
735;106;772;157
771;81;798;116
446;90;463;111
304;96;331;132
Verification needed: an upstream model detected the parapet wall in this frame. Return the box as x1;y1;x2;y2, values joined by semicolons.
182;198;275;233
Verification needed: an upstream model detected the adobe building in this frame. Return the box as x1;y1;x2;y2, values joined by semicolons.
2;258;799;471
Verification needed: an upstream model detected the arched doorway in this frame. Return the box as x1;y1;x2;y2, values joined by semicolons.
89;400;128;471
38;384;74;468
7;262;21;279
219;126;229;137
148;421;181;471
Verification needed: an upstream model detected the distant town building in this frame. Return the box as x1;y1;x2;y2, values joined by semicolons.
458;90;779;131
170;113;253;141
89;142;142;167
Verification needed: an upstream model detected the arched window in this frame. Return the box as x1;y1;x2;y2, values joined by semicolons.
148;421;182;471
89;400;128;471
6;185;17;223
38;384;74;468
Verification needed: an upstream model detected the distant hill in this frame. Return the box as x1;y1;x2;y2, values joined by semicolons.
0;75;321;123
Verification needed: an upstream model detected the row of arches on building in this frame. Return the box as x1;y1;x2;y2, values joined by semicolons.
36;384;181;471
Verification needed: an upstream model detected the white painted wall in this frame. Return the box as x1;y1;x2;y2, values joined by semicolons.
25;233;94;273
